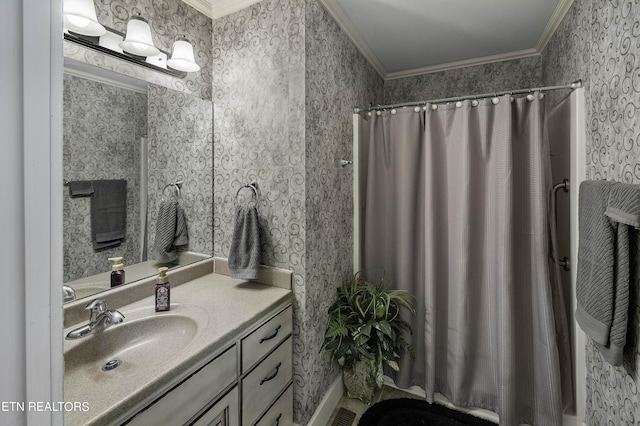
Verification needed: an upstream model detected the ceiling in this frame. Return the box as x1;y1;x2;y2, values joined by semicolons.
189;0;573;80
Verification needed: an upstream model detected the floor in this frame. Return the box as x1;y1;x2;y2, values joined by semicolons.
326;385;421;426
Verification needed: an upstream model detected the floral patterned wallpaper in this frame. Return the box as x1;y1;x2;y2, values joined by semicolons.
542;0;640;423
212;0;382;422
63;74;147;281
147;83;213;258
64;0;212;100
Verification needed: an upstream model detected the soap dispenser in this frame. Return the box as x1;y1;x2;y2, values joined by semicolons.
155;267;170;312
108;257;125;287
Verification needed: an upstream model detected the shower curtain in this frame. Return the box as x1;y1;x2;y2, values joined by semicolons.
363;94;568;426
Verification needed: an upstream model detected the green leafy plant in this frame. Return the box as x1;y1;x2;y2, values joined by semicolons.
321;272;415;388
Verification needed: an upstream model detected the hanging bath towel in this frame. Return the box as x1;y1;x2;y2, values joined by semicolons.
228;205;261;280
91;179;127;250
575;180;639;366
152;200;189;263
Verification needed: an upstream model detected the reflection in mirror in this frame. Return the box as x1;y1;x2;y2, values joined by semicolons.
63;60;212;303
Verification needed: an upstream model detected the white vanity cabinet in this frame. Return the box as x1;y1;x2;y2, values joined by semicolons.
124;303;293;426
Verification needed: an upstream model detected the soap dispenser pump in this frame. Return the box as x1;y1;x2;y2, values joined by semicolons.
155;267;170;312
108;257;125;287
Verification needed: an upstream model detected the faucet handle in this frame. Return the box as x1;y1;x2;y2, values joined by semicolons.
85;299;107;323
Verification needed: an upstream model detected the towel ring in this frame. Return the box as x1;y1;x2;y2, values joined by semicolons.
162;180;183;200
236;182;259;206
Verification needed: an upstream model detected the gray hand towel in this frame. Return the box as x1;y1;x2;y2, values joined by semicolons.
575;180;634;366
605;183;640;227
152;200;189;263
174;204;189;246
68;180;94;197
91;180;127;250
228;205;261;280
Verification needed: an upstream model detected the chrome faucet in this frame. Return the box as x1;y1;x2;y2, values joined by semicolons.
65;298;125;340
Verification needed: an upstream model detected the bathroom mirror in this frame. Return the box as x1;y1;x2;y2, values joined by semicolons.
62;58;213;302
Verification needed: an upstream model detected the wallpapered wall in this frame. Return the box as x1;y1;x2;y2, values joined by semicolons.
212;0;382;422
63;74;147;281
384;55;544;104
542;0;640;423
147;83;213;258
212;2;309;418
64;0;212;100
303;0;384;416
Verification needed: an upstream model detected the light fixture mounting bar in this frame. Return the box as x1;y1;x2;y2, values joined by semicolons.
64;28;187;79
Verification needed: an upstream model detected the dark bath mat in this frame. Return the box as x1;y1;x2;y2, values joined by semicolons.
359;398;497;426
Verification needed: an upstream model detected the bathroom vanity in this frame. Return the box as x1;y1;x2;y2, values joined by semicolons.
63;258;293;426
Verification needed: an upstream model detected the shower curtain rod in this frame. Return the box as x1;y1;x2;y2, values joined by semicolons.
354;79;582;113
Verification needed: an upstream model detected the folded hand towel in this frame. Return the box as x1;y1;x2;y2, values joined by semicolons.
91;180;127;250
575;180;635;366
68;180;94;197
152;200;189;263
228;205;261;280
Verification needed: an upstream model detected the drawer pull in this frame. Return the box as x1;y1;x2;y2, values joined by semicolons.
272;413;282;426
259;325;282;344
260;362;282;385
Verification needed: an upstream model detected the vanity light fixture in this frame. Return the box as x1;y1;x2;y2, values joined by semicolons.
63;0;200;77
120;14;160;57
63;0;106;36
167;36;201;73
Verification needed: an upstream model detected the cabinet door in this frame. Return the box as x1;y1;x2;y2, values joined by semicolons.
191;386;239;426
127;345;237;426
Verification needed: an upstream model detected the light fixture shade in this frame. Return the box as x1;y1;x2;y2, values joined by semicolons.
167;37;200;72
119;15;160;57
64;0;106;36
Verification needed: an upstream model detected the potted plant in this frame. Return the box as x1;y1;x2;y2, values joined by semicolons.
321;272;415;403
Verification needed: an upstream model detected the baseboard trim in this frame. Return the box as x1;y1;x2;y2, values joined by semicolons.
305;375;344;426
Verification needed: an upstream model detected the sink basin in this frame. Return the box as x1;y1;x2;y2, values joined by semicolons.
64;304;209;385
64;302;211;425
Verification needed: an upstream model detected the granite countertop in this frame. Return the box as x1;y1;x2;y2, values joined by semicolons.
63;266;292;426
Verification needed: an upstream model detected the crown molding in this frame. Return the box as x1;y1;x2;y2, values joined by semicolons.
318;0;388;78
385;48;540;80
182;0;213;18
210;0;263;19
319;0;573;81
536;0;574;52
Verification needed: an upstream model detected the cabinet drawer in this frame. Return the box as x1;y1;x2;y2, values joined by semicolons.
254;384;293;426
242;337;292;426
242;306;292;373
128;345;237;426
